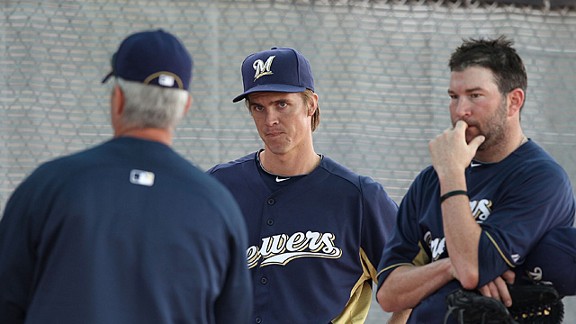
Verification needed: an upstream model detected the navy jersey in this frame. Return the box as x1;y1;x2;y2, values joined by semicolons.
0;137;252;324
208;151;398;324
378;140;575;323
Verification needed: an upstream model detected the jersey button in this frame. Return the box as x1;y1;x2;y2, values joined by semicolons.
266;219;274;226
255;317;262;324
267;198;275;205
260;276;268;285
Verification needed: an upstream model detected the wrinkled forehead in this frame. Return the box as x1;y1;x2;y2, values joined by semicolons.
449;66;498;92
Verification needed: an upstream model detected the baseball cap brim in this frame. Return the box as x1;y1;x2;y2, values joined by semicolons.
232;84;308;103
101;71;114;84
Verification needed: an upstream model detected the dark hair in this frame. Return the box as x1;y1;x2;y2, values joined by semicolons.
449;36;527;96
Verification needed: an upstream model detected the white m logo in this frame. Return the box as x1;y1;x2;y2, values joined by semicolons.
253;55;275;81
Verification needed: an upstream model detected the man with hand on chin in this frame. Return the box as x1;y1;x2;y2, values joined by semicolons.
376;36;575;323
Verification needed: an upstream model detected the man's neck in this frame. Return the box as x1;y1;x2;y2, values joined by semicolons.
474;133;527;163
115;128;173;146
259;149;321;177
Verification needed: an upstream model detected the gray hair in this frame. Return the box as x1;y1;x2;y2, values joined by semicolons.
115;78;189;130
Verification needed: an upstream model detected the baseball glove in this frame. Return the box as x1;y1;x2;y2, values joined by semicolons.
507;284;564;323
445;288;514;324
445;284;564;324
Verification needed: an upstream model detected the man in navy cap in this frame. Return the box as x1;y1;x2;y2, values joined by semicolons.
0;29;252;324
207;47;409;323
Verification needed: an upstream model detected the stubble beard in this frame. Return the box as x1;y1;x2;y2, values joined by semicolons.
476;98;508;152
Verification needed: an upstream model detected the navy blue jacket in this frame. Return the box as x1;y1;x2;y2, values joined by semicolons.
209;152;397;323
0;137;252;324
378;140;575;323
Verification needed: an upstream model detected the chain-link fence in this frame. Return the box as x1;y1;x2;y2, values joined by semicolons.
2;0;575;322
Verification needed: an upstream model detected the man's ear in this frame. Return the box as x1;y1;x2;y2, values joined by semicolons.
112;84;125;116
184;94;193;115
507;88;525;116
308;92;319;116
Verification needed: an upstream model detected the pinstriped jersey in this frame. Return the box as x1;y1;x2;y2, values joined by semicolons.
377;140;576;324
208;151;398;324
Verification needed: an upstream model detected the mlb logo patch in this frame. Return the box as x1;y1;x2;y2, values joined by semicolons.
158;74;175;87
130;169;155;186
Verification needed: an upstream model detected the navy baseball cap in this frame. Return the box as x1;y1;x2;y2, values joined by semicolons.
232;47;314;103
514;227;576;297
102;29;192;90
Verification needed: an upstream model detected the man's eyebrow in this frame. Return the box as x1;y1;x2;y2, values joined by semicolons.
464;87;484;93
448;87;485;94
248;97;292;106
